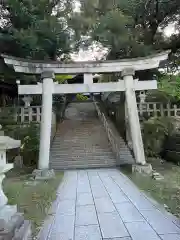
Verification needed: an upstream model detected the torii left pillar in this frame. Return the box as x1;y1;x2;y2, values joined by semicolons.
33;71;55;179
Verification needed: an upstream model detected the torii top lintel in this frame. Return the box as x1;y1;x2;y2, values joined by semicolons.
1;51;170;75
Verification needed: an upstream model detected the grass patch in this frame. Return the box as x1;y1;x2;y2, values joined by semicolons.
121;159;180;218
3;168;63;237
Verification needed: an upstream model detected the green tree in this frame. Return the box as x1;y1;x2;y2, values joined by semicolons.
0;0;74;60
158;74;180;100
70;0;180;59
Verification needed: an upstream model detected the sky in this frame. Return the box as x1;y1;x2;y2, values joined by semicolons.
71;43;108;62
164;23;178;37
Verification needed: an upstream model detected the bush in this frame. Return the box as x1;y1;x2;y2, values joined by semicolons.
76;94;89;101
0;107;17;125
164;133;180;165
145;90;177;103
142;117;175;157
19;124;40;167
4;124;40;167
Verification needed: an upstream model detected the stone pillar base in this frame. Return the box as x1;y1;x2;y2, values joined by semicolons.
0;210;32;239
132;164;153;175
0;205;17;230
32;169;55;180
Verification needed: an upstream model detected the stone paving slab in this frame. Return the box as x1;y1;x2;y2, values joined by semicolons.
75;205;98;226
76;192;94;206
38;169;180;240
103;238;132;240
97;212;129;238
57;199;75;215
77;174;91;193
108;189;129;204
141;209;180;235
90;184;109;198
49;214;75;240
77;182;91;193
115;202;144;223
75;225;101;240
95;197;116;213
125;221;160;240
159;234;180;240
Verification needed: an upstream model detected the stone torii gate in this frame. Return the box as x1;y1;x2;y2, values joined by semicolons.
2;52;169;173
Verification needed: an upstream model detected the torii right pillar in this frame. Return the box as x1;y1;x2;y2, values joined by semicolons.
122;68;152;174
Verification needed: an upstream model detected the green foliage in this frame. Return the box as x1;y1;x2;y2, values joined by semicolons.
145;74;180;103
158;74;180;100
0;107;17;125
76;94;89;101
4;124;40;167
145;90;175;103
0;0;73;60
142;117;175;157
4;171;63;236
55;75;74;84
19;124;39;166
122;160;180;219
71;0;180;60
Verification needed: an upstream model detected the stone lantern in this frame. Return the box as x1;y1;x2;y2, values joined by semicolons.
0;126;21;227
139;91;147;118
139;91;146;103
22;96;33;108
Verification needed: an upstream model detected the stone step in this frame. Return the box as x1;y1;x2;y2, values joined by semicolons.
52;154;115;158
52;145;128;149
50;163;116;170
51;163;116;167
51;161;115;164
53;140;110;142
51;146;112;150
52;142;111;145
49;103;134;169
51;155;115;159
50;166;116;170
54;134;103;137
51;157;115;161
52;152;130;157
51;150;114;155
51;155;116;160
52;145;112;148
52;141;112;145
51;158;116;162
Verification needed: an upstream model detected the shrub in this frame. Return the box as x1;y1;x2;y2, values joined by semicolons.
4;124;40;167
164;133;180;165
0;107;17;125
76;94;89;101
145;90;172;103
142;117;175;157
19;124;40;167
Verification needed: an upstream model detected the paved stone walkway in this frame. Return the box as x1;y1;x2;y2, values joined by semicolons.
38;169;180;240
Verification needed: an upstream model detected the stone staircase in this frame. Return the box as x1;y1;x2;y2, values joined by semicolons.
50;102;117;169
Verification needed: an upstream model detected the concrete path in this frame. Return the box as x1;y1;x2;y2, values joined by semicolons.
38;169;180;240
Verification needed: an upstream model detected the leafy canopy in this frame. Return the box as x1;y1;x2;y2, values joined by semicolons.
0;0;74;60
70;0;180;59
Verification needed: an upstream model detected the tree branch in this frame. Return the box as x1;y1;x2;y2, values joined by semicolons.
49;0;61;8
